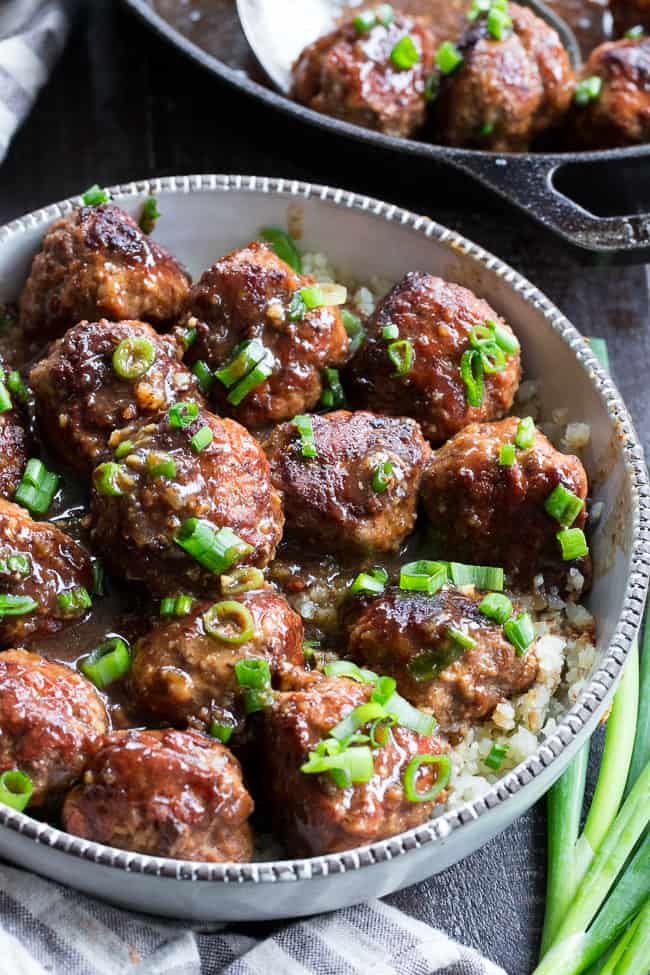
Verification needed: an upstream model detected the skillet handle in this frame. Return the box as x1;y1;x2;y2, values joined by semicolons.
449;153;650;258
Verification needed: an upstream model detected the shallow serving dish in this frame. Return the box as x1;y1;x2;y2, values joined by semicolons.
0;174;647;921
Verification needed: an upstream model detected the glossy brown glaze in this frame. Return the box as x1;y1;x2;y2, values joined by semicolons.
421;416;590;588
346;273;521;443
571;37;650;147
0;649;108;806
265;409;431;553
291;14;436;138
610;0;650;36
0;354;29;499
0;498;93;646
18;204;190;347
345;587;538;734
263;672;447;857
89;406;284;595
183;241;349;428
29;319;205;476
130;588;304;727
62;728;254;861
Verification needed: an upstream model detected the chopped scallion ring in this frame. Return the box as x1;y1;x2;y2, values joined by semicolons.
369;714;396;748
227;356;273;405
487;5;512;39
216;339;266;390
383;690;437;735
515;416;536;450
175;518;253;574
353;4;394;32
57;587;92;616
485;742;509;771
14;458;60;514
324;660;379;684
234;657;271;689
390;35;420;70
160;594;194;618
168;401;199;429
387;338;414;377
449;562;504;591
192;360;214;393
114;439;133;460
0;554;31;577
460;349;484;407
436;40;463;74
399;560;448;594
146;453;177;479
479;591;513;624
403;753;451;802
371;459;393;493
0;769;33;811
0;594;38;618
242;687;274;714
504;611;535;656
80;637;130;689
447;626;476;650
221;566;265;595
179;325;197;350
91;559;105;596
320;367;346;410
191;426;213;453
293;414;317;458
112;336;156;380
209;720;236;744
93;462;128;497
301;743;374;786
382;323;399;341
350;566;388;596
341;309;366;355
330;702;387;741
82;184;109;206
260;226;302;272
0;373;12;413
139;196;160;235
544;483;584;527
499;443;515;466
467;0;491;20
575;75;603;106
203;600;255;645
557;527;589;561
7;370;30;403
423;72;440;102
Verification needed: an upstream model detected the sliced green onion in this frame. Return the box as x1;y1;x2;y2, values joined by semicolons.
301;744;374;786
423;72;440;102
146;453;176;479
209;720;236;744
221;566;264;595
113;439;133;460
175;518;253;574
436;40;463;74
487;5;512;39
234;657;271;689
0;554;31;577
515;416;536;449
371;460;393;493
80;637;130;689
575;75;603;107
479;120;495;137
160;594;194;617
179;325;197;350
499;443;515;466
216;339;266;389
353;4;394;31
260;226;302;272
407;644;465;682
350;566;388;596
369;714;396;747
485;742;509;771
203;600;255;645
557;527;589;561
91;559;104;595
293;414;317;458
7;370;30;403
93;461;128;497
82;184;108;206
57;586;92;616
330;701;387;741
324;660;379;684
371;674;397;706
449;562;504;591
0;770;33;811
384;690;437;735
489;319;520;355
320;367;345;409
139;196;160;235
390;35;419;70
112;336;156;380
0;594;38;617
467;0;491;19
399;560;448;594
341;310;366;356
192;360;214;393
382;323;399;340
504;611;535;656
191;426;213;453
403;753;451;802
168;401;199;429
228;356;273;405
387;338;414;377
242;687;274;714
0;375;12;413
447;626;476;650
460;349;484;407
288;285;328;322
14;458;60;514
545;484;584;527
479;591;513;624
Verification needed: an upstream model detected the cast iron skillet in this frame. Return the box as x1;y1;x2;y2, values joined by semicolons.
123;0;650;260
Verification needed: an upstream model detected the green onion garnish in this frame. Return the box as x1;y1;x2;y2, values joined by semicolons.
7;370;29;403
93;462;129;497
545;483;585;527
504;611;535;656
467;0;490;20
423;73;440;103
235;657;271;689
57;586;92;616
371;674;398;705
216;339;267;390
479;591;513;624
301;743;374;786
82;184;109;206
436;40;463;74
353;4;394;32
390;35;420;70
260;226;302;273
447;626;476;650
0;554;31;577
449;562;504;591
479;121;495;137
460;349;484;407
179;325;197;350
114;439;133;460
407;644;465;682
515;416;536;450
330;701;387;741
228;356;273;406
557;527;589;561
487;5;512;39
112;336;156;380
203;600;255;645
192;360;214;393
369;714;396;747
209;720;236;744
372;460;393;493
288;285;327;322
575;76;603;106
14;458;60;514
341;309;366;356
387;338;414;377
168;401;199;429
191;426;213;453
146;453;176;479
175;518;253;574
320;367;346;409
0;594;38;617
399;560;447;594
485;742;509;770
323;660;379;683
382;323;399;340
0;373;12;413
403;753;451;802
160;593;194;617
293;414;317;458
221;566;264;595
80;637;131;688
383;690;437;735
0;769;33;811
499;443;515;466
139;196;160;235
350;566;388;596
91;559;105;595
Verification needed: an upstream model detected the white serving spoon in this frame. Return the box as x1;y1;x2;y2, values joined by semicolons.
236;0;582;94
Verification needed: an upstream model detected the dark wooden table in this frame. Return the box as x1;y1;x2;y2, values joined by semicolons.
1;3;648;973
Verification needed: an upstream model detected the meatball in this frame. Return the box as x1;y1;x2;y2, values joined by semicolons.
29;319;205;476
420;417;590;588
89;406;284;595
291;13;435;138
0;499;93;647
0;357;29;499
611;2;650;36
264;410;431;554
19;203;190;346
435;3;574;151
62;729;254;861
263;672;448;857
184;241;349;428
346;273;521;443
571;38;650;148
345;587;538;734
0;649;108;806
130;588;304;727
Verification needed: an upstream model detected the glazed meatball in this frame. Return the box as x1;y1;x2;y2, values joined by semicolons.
19;203;190;346
435;3;574;151
263;673;448;857
265;410;431;554
611;2;650;36
0;650;108;806
571;38;650;148
29;319;205;476
345;587;538;734
130;588;304;727
0;499;93;647
421;417;590;588
346;273;521;443
291;13;435;138
0;357;29;499
62;729;254;861
184;241;349;428
89;406;284;595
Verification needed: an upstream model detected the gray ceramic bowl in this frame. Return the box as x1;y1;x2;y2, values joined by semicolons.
0;175;647;922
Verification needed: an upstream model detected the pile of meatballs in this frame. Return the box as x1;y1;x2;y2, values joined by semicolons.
291;0;650;151
0;197;590;862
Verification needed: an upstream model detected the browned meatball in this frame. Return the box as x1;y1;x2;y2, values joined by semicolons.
345;587;538;734
291;13;435;138
130;588;304;727
0;649;108;806
263;672;448;857
611;2;650;36
62;729;254;861
571;38;650;148
29;319;205;476
264;410;431;554
346;274;521;443
89;407;284;596
421;417;590;588
0;357;29;499
184;241;349;428
19;204;190;347
435;3;574;151
0;499;93;647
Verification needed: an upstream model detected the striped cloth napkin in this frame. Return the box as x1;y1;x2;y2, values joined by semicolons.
0;0;70;162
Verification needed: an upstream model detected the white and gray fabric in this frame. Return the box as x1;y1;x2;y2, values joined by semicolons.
0;0;71;163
